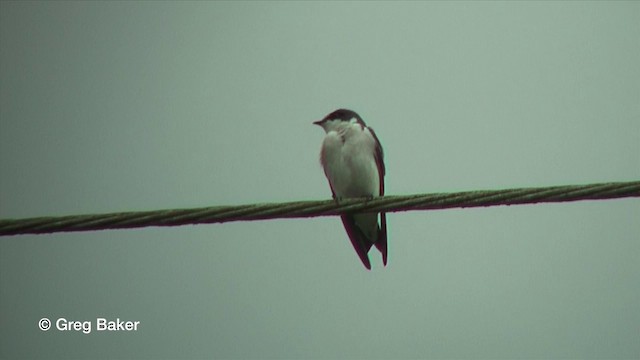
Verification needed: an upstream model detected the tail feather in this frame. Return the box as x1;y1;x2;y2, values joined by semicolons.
341;215;374;270
341;212;387;270
374;212;388;266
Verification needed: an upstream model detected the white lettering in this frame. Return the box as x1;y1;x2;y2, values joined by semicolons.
55;318;91;334
96;318;140;331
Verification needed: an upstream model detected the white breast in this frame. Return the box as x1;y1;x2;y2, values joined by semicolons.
320;123;380;199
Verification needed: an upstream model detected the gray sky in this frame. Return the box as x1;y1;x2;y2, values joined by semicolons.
1;2;639;359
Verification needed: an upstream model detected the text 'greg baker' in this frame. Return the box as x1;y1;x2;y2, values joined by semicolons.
53;317;140;334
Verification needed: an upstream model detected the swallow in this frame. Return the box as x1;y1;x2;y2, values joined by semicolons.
314;109;387;269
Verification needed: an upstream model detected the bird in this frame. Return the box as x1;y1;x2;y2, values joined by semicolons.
313;109;387;270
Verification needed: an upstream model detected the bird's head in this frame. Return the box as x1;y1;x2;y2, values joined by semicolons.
313;109;364;133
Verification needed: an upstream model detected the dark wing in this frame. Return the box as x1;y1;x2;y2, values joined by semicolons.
322;165;373;269
375;213;388;266
369;126;388;266
340;215;374;270
323;168;374;270
368;126;385;196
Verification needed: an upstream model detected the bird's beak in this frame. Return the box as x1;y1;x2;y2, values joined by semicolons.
312;119;322;126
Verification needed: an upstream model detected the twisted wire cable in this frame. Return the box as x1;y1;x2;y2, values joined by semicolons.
1;180;638;236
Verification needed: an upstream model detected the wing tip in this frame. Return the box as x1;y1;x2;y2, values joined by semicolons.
341;215;374;270
363;259;372;270
377;212;388;267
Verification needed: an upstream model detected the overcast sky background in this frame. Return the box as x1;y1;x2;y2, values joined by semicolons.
1;2;639;359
